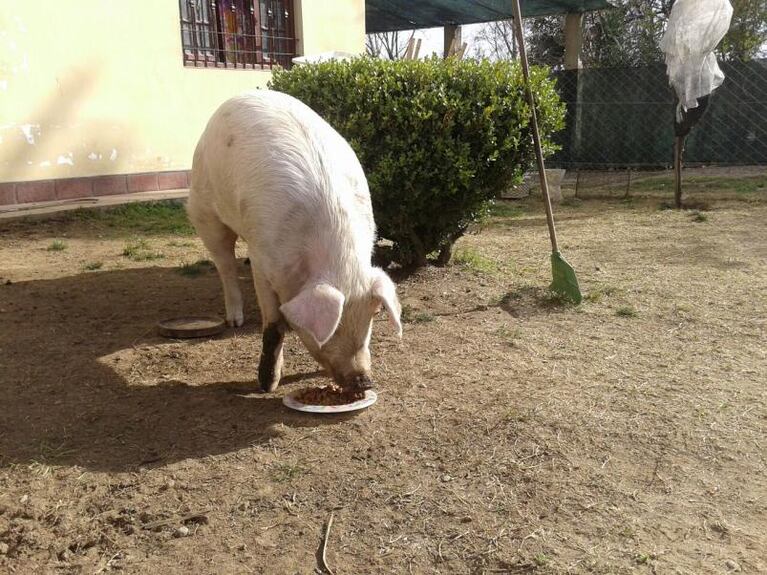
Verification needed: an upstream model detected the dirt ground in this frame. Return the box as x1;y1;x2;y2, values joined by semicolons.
1;188;765;574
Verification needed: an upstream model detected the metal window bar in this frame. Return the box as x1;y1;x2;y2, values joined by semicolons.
179;0;296;69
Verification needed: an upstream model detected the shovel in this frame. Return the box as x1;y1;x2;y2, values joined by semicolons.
510;0;582;304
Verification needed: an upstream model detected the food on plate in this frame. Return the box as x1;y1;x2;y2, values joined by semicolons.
293;385;366;406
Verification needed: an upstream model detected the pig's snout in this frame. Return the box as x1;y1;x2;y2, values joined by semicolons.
347;373;373;391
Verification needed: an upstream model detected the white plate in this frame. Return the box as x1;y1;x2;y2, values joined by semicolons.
283;389;377;414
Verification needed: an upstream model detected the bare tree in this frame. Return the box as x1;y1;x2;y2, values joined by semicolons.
471;19;552;63
365;31;416;60
473;20;517;60
477;0;765;67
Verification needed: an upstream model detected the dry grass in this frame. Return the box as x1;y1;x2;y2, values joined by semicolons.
0;191;765;574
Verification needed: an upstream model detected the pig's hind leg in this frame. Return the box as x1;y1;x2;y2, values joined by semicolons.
191;213;244;327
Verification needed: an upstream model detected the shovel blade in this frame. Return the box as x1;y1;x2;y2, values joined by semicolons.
550;251;582;304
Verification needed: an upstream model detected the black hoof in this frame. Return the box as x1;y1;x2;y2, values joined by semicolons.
350;374;373;391
259;377;279;393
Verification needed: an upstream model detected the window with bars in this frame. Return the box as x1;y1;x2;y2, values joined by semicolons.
179;0;296;69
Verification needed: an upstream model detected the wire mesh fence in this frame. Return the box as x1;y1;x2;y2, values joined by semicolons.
506;165;766;206
535;59;767;200
560;165;765;200
507;165;767;202
550;59;767;168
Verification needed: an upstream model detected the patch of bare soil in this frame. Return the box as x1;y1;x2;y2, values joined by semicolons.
1;195;765;574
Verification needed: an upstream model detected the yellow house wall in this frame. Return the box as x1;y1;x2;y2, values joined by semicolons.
295;1;367;56
0;0;366;185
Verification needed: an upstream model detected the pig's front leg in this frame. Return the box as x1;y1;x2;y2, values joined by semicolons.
251;264;285;392
258;321;285;392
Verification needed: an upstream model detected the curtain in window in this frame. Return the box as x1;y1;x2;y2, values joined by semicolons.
217;0;258;65
179;0;294;68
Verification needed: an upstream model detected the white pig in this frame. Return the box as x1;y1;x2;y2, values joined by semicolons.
187;90;402;392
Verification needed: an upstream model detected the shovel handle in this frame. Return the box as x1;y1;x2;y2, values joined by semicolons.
510;0;559;254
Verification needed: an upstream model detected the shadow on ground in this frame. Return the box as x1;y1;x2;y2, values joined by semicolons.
0;264;341;473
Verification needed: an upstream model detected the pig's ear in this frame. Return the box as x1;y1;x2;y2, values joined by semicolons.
371;268;402;337
280;284;345;348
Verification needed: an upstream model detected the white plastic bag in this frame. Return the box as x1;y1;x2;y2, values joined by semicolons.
660;0;733;121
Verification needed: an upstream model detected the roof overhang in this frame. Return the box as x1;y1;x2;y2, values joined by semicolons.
366;0;615;33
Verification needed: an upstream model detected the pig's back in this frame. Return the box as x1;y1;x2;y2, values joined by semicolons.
190;90;375;296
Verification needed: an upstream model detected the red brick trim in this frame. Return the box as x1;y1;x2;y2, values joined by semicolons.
0;170;191;206
16;180;55;204
56;178;93;200
158;171;189;190
0;182;16;205
127;172;159;193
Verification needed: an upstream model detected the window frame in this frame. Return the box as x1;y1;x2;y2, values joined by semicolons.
179;0;297;70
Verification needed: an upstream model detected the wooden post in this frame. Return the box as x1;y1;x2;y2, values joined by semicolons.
564;14;585;170
575;170;580;198
674;136;684;208
444;24;461;58
404;37;415;60
564;13;584;70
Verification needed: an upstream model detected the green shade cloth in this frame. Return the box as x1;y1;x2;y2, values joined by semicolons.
366;0;615;33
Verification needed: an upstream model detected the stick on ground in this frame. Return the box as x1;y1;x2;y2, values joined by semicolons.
317;512;335;575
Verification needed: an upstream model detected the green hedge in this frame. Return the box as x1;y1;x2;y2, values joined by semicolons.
270;56;565;267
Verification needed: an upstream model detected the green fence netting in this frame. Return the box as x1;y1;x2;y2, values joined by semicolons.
550;59;767;168
366;0;615;33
